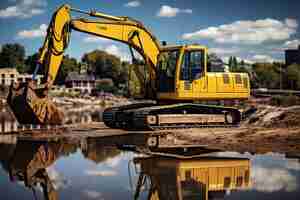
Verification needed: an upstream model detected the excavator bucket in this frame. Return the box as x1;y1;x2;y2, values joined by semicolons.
7;80;64;125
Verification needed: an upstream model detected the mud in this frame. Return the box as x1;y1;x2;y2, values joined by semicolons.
174;127;300;155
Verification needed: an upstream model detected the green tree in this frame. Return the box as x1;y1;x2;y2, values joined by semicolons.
228;56;233;71
81;50;126;87
24;52;40;74
286;64;300;90
95;78;116;93
232;56;238;71
240;60;245;66
0;43;25;72
252;63;280;89
227;56;238;72
55;55;80;85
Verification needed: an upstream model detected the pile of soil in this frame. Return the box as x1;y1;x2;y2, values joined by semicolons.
245;105;300;128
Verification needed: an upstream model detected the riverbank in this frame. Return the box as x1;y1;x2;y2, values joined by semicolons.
1;101;300;155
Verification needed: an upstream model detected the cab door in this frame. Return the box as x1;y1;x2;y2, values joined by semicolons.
178;50;207;98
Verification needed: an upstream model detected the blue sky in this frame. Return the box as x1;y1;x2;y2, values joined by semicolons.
0;0;300;63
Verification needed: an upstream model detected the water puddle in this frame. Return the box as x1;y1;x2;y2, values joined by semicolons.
0;105;104;133
0;137;299;200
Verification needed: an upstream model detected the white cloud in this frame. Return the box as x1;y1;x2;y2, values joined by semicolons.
0;0;47;18
85;169;117;176
124;1;141;8
182;18;298;45
271;39;300;52
286;159;300;171
82;190;104;199
101;44;131;62
47;166;70;190
104;156;121;168
105;44;121;56
17;24;47;39
285;18;298;28
251;54;275;62
283;39;300;49
157;5;192;18
252;166;297;192
83;36;111;43
210;47;240;55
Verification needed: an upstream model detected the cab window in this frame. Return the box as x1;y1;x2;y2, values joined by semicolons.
158;50;179;92
158;50;179;77
181;50;204;80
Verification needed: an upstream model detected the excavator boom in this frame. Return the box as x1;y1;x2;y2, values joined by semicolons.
7;4;161;125
38;4;160;90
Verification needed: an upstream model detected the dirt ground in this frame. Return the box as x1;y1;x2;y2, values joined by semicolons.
174;126;300;155
173;105;300;155
1;104;300;156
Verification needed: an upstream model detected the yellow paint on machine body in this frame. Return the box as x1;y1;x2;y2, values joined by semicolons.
157;45;250;102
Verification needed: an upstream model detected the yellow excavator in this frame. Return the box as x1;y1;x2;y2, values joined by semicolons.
7;4;250;130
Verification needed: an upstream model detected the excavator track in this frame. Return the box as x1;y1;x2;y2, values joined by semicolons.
102;102;156;129
103;103;241;130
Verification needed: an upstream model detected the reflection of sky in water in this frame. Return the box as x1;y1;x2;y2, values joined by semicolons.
45;151;135;200
215;152;300;200
0;146;299;200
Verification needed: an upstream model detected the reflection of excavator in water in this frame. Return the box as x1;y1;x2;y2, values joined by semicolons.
0;141;73;200
133;156;251;200
7;4;250;130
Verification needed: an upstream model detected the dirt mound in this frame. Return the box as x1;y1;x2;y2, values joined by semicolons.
245;105;300;128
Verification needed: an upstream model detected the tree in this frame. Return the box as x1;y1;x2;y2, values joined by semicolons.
240;60;245;66
81;50;126;87
228;56;233;71
252;63;280;89
55;55;80;85
232;56;238;71
24;52;40;74
227;56;238;72
286;64;300;90
0;43;25;72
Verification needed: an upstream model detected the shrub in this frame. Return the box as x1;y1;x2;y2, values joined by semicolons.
270;95;300;107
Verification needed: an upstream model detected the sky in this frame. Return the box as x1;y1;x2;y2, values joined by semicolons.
0;0;300;63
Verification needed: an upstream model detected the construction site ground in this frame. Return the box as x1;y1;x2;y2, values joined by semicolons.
1;104;300;156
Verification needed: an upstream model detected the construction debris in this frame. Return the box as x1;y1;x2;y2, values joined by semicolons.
245;105;300;128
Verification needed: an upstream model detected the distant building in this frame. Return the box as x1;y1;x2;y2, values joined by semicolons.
285;45;300;66
65;72;96;94
0;68;43;86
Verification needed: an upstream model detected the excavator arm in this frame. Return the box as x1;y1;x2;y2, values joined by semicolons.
7;4;161;125
38;4;160;91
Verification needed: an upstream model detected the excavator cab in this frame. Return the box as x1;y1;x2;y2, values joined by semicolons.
157;45;206;94
157;45;250;102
